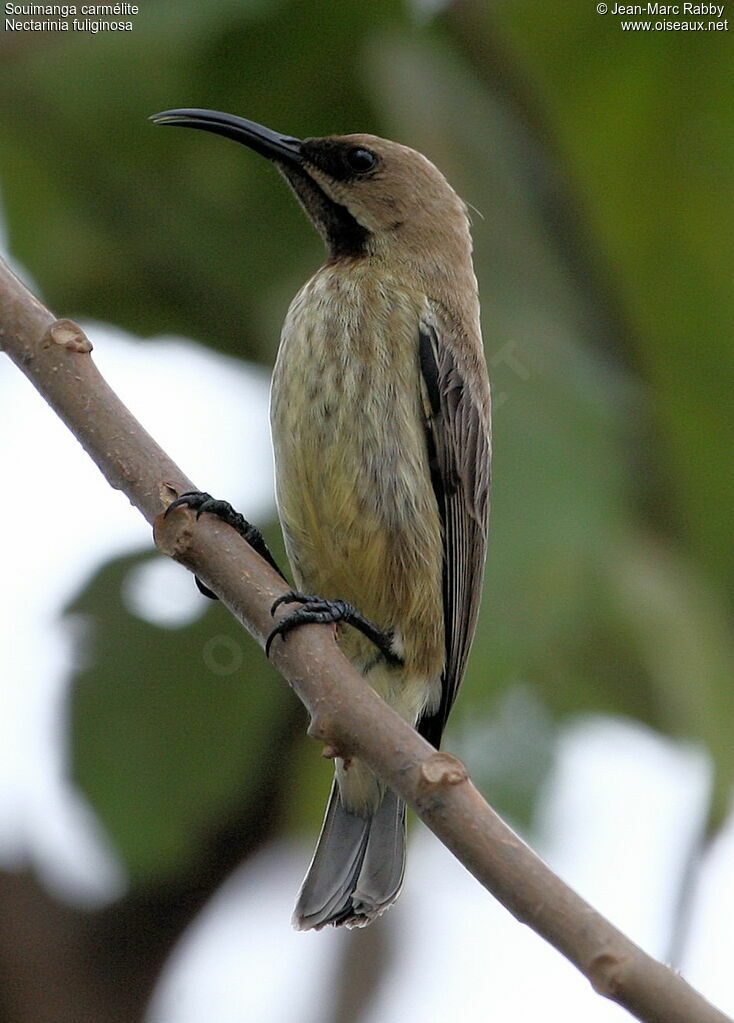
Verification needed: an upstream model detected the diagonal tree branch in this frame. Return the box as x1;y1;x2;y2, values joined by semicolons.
1;254;729;1023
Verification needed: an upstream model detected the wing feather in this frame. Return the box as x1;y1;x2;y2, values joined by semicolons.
417;315;490;748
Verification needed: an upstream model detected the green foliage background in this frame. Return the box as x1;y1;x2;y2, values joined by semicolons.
1;0;732;887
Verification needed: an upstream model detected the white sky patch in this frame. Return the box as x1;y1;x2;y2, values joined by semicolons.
123;556;208;629
147;846;343;1023
0;251;275;903
684;802;734;1012
535;715;712;958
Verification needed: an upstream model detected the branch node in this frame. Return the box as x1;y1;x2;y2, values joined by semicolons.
588;950;632;997
418;752;469;792
307;717;329;742
42;318;93;354
307;712;343;751
153;507;195;558
160;482;180;507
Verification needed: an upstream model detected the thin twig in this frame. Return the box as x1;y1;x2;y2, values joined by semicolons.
1;255;729;1023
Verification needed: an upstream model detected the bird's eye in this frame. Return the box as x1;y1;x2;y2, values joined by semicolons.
345;147;378;174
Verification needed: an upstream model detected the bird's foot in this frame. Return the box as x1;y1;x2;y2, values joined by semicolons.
266;591;403;667
165;491;286;598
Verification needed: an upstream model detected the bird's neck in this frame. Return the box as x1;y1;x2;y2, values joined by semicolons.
329;231;479;335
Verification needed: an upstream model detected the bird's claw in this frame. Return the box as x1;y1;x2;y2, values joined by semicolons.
265;593;402;667
270;590;319;616
165;490;210;518
166;491;244;527
166;491;286;581
266;593;344;657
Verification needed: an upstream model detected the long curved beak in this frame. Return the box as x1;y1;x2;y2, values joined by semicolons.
149;108;303;164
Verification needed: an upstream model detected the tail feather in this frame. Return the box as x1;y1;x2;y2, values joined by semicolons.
293;781;406;930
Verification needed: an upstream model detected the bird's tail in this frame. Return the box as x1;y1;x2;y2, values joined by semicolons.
293;780;406;930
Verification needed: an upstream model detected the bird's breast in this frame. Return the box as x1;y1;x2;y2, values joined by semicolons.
270;264;444;684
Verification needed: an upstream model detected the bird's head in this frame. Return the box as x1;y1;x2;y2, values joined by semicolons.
150;109;472;268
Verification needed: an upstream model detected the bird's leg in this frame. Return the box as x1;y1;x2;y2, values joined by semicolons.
165;491;287;597
266;592;403;667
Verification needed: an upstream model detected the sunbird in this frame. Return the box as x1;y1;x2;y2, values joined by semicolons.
152;108;491;930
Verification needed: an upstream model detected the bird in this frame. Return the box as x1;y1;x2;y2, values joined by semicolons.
151;108;491;930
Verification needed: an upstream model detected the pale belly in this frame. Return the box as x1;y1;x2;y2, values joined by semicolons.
269;267;445;693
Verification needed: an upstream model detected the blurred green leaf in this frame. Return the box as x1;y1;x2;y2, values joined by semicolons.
69;538;298;883
0;0;407;360
483;0;734;591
